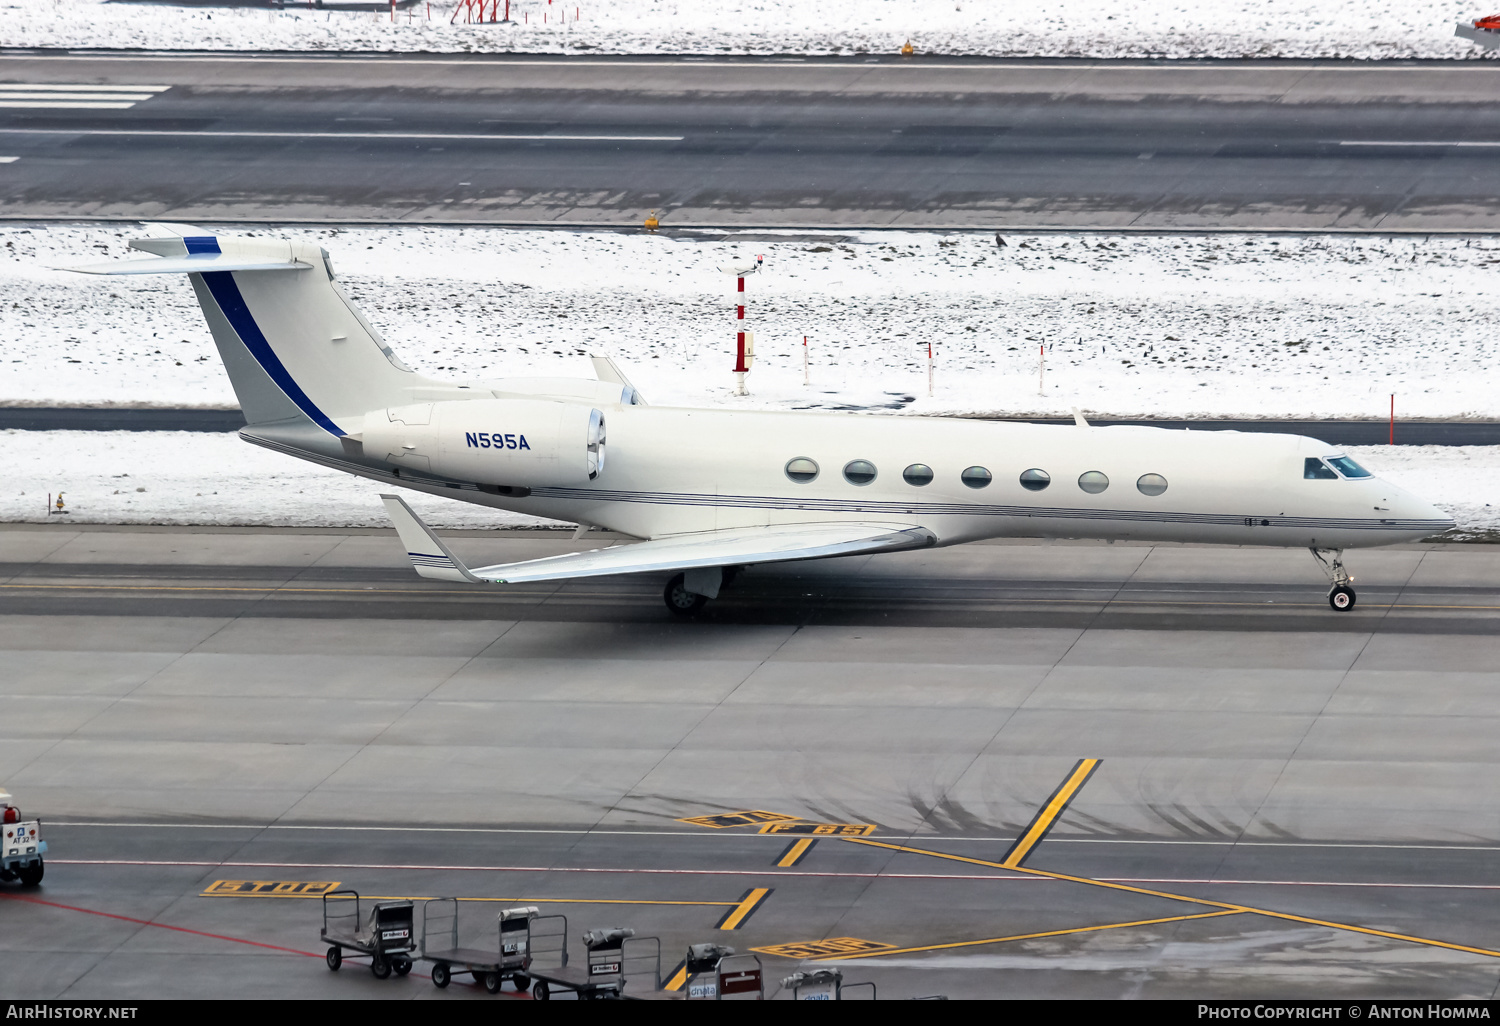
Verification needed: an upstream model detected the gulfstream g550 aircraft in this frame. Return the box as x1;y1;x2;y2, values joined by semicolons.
69;227;1454;614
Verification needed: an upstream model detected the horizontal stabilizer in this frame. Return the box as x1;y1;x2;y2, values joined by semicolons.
380;493;933;585
65;254;313;275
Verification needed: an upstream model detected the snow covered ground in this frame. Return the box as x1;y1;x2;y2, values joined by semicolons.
3;430;1494;535
0;0;1490;61
5;224;1500;423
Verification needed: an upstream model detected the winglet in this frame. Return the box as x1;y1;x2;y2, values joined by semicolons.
379;494;486;583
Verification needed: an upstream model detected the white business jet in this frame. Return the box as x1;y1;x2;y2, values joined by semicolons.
68;227;1454;615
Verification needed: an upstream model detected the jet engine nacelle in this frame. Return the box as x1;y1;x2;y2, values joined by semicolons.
361;398;605;486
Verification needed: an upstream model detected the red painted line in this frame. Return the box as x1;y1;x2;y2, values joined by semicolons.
1101;878;1500;891
0;892;322;957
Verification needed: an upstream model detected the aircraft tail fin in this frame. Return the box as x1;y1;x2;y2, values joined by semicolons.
63;227;429;446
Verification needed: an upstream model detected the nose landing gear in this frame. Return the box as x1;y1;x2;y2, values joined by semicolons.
1310;547;1356;612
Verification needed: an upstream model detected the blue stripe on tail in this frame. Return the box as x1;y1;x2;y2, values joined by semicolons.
199;270;345;437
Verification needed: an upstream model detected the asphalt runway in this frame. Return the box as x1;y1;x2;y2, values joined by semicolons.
5;525;1500;999
7;52;1500;228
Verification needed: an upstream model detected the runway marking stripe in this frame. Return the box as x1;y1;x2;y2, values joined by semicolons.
776;839;817;867
812;910;1245;961
1002;758;1101;868
0;893;321;958
0;84;170;92
752;937;894;959
63;859;1500;891
664;961;689;991
43;824;1500;852
845;838;1500;960
758;822;875;837
0;128;682;141
717;887;772;930
678;810;798;829
12;584;1495;613
202;879;339;896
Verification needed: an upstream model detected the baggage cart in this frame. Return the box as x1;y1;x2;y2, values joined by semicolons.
683;946;764;1001
320;889;416;979
618;935;678;1000
0;790;45;888
419;899;538;993
525;919;636;1001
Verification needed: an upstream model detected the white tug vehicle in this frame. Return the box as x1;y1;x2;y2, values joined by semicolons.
0;789;46;888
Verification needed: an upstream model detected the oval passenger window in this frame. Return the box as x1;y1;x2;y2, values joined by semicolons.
1078;471;1109;494
902;464;934;487
1019;469;1050;492
961;466;992;489
1137;473;1168;496
843;460;877;485
785;457;819;483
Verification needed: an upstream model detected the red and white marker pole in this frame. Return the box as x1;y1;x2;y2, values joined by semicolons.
724;254;763;395
803;335;809;386
926;340;934;397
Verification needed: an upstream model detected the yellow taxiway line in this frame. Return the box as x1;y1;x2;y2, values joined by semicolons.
717;887;773;930
814;910;1244;961
1002;758;1100;869
5;583;1499;612
845;838;1500;960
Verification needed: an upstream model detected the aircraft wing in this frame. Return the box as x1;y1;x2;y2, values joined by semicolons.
380;494;933;584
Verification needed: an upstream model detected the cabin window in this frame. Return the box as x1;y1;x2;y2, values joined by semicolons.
1136;473;1168;496
1304;457;1339;480
1019;469;1050;492
902;464;934;487
1326;456;1372;479
843;460;877;486
961;466;992;489
785;457;819;483
1078;471;1109;494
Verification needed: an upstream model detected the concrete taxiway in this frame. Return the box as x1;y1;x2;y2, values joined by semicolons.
7;53;1500;228
4;525;1500;998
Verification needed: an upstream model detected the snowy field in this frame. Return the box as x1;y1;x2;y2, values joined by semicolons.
5;224;1500;423
3;431;1494;535
0;0;1491;61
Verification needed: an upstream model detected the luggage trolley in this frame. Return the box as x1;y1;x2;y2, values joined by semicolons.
525;917;638;1001
320;889;416;979
419;899;538;994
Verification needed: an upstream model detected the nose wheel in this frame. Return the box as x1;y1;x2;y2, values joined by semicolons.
1310;547;1356;613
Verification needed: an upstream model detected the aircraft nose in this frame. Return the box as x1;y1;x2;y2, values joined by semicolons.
1392;488;1455;531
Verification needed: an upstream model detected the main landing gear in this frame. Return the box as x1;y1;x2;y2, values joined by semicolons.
663;566;742;616
1310;547;1356;612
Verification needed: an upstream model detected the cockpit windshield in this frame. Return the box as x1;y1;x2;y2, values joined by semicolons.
1304;457;1339;480
1326;456;1372;479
